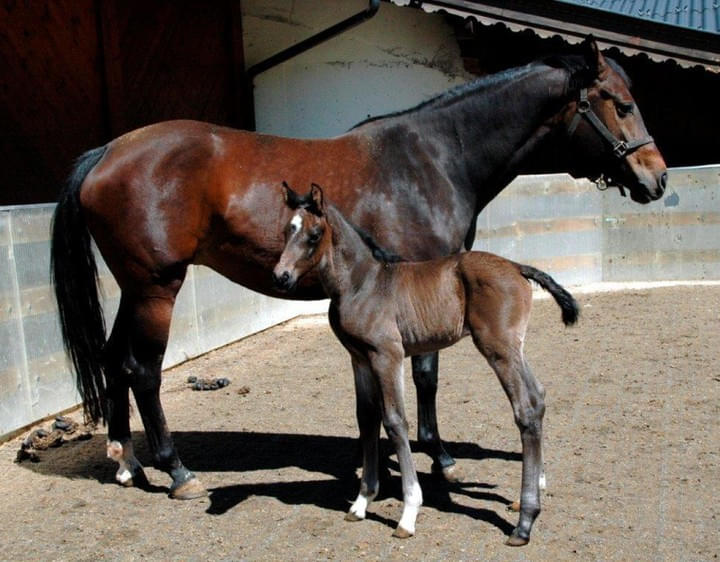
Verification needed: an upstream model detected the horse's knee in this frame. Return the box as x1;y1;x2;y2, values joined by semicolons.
514;394;545;434
383;412;409;442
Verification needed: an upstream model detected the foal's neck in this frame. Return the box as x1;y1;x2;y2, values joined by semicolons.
319;206;384;301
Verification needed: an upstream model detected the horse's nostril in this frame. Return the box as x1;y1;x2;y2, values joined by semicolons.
273;271;290;288
659;171;668;190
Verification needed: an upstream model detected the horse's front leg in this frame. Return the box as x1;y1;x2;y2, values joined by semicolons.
345;358;381;522
411;353;459;481
374;348;422;538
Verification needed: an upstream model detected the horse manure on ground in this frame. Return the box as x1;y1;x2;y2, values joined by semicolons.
15;416;94;463
186;376;231;391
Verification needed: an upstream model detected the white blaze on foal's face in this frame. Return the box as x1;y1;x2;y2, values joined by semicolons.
289;213;303;235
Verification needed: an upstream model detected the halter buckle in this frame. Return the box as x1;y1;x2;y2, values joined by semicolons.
577;99;591;113
612;141;629;158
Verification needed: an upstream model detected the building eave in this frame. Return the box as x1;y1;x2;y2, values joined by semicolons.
391;0;720;71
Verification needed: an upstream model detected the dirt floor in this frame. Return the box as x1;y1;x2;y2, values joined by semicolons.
1;285;719;561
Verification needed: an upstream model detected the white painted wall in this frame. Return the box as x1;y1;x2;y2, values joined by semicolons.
243;0;472;137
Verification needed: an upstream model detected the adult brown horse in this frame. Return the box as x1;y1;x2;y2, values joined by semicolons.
51;39;666;499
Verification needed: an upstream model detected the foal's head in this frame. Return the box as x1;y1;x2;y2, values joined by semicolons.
273;182;331;293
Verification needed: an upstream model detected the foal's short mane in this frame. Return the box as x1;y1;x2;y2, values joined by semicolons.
350;222;406;264
350;52;628;130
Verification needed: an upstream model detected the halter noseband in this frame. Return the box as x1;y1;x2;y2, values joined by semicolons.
567;88;654;159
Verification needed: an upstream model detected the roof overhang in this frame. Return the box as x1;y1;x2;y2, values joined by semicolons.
391;0;720;72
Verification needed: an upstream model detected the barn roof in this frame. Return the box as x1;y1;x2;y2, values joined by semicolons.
392;0;720;71
557;0;720;35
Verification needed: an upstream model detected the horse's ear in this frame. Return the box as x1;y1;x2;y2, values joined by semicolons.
282;181;302;209
581;35;608;78
309;183;325;215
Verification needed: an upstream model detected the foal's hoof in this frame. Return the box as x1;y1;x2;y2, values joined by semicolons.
432;462;463;483
506;500;521;512
344;511;363;522
170;478;208;500
505;530;530;547
120;469;150;489
392;526;414;539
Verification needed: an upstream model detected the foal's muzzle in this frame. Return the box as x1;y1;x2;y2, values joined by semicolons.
272;270;296;293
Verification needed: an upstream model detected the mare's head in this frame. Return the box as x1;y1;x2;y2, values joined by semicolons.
560;38;667;203
273;182;331;293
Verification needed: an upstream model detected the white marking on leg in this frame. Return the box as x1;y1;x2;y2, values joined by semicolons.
107;440;143;485
349;490;376;520
539;471;547;491
397;482;423;535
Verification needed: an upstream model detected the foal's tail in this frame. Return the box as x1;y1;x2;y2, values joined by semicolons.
51;146;108;424
518;264;579;326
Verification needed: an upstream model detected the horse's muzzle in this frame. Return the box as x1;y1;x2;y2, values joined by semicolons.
272;270;296;293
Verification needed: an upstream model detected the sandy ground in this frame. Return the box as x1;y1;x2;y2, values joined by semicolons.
1;285;719;561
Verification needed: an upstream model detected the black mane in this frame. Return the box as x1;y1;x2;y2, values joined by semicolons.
350;52;628;130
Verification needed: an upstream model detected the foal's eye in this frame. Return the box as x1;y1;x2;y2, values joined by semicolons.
307;228;323;245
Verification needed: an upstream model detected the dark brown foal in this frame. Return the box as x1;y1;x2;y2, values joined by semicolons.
273;183;579;545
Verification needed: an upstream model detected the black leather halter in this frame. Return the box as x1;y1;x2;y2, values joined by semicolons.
567;88;654;159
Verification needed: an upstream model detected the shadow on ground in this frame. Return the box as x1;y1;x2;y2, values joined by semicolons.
16;430;520;535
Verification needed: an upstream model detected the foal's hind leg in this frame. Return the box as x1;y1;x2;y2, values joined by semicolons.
346;358;382;522
412;353;459;482
120;287;206;499
471;330;544;546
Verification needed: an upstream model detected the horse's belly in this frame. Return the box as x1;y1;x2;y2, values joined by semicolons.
398;307;467;356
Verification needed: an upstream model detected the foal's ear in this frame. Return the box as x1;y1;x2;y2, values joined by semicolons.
309;183;325;215
581;35;608;78
282;181;302;209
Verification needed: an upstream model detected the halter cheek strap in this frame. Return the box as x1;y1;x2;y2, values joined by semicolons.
567;88;654;159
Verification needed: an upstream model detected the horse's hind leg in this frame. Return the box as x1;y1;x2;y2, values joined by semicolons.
346;358;381;522
120;286;206;499
471;327;544;546
412;352;459;481
104;297;146;488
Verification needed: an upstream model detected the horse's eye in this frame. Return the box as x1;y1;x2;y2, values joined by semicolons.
308;228;323;245
616;102;633;118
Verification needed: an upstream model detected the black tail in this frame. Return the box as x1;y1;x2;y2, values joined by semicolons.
519;264;579;326
51;146;108;424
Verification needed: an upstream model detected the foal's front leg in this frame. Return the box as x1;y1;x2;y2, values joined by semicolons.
346;358;381;522
372;348;423;538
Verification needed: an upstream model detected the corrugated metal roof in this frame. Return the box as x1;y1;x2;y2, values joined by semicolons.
392;0;720;70
555;0;720;34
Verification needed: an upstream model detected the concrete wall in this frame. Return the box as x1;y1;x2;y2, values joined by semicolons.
478;166;720;286
0;204;324;439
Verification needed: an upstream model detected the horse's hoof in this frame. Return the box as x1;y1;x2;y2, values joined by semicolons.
170;478;208;500
505;530;529;547
432;462;463;483
120;469;150;489
506;500;521;512
392;526;414;539
344;511;363;522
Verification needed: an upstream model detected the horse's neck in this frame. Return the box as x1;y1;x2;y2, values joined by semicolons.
320;206;381;301
399;64;571;208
